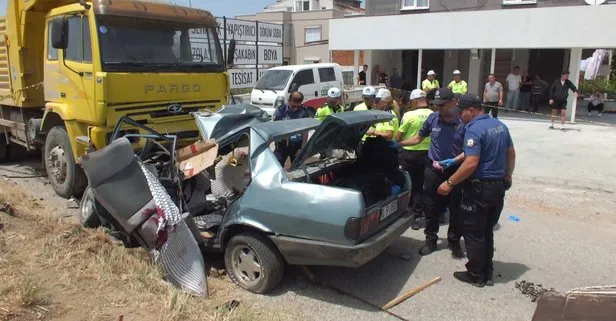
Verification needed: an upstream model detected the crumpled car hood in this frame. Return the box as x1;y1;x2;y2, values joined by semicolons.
193;104;270;147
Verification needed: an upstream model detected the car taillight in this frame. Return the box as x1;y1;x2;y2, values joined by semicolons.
399;191;412;211
344;209;381;241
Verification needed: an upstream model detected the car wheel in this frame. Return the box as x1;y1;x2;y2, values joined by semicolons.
79;186;102;228
0;134;10;163
44;126;87;199
224;232;284;294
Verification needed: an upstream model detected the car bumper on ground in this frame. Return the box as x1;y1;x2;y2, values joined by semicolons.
268;209;414;268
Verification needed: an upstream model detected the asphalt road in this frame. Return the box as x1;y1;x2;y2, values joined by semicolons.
1;112;615;321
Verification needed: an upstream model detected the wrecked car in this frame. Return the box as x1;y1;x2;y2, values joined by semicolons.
192;105;414;294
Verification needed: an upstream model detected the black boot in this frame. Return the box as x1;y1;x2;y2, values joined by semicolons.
448;242;466;259
453;271;486;288
418;242;437;256
485;269;494;286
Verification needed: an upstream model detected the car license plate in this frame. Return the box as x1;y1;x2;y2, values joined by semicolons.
380;200;398;222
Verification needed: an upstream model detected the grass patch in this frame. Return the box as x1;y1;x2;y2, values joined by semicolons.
0;181;292;321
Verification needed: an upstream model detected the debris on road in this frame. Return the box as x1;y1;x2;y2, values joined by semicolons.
382;277;442;310
515;280;555;302
65;198;79;209
532;285;616;321
0;202;14;216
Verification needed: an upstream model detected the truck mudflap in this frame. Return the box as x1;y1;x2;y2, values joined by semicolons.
532;285;616;321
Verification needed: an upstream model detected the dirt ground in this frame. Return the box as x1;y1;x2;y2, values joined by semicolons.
0;180;293;321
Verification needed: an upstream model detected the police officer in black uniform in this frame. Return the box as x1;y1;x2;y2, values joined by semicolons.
437;94;516;287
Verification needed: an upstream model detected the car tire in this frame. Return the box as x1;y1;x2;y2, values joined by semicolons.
0;134;10;163
224;232;284;294
44;126;87;199
79;185;102;228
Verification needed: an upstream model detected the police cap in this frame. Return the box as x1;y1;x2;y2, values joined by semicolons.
457;94;483;110
431;88;455;105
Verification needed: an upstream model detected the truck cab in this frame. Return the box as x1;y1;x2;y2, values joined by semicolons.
249;63;345;116
0;0;234;199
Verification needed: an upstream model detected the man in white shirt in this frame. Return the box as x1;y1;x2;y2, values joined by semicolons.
505;66;522;111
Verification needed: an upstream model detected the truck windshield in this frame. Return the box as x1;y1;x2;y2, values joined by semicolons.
96;15;223;72
255;70;292;91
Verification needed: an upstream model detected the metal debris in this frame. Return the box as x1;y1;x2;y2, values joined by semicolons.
515;280;556;302
65;198;79;209
0;202;14;216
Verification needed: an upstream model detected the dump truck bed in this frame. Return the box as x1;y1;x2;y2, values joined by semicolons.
0;17;11;100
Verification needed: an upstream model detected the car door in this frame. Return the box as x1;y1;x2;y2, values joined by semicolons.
288;68;318;105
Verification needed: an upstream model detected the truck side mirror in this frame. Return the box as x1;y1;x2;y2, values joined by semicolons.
227;39;236;68
51;18;68;49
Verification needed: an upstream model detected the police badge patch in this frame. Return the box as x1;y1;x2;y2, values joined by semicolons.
467;138;475;147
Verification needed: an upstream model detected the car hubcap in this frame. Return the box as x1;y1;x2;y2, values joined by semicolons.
47;145;67;184
231;245;262;286
80;194;96;222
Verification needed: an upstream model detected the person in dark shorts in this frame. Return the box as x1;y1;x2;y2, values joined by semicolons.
483;74;504;118
548;70;578;131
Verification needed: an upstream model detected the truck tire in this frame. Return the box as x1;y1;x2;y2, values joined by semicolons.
44;126;87;199
0;135;10;163
224;232;284;294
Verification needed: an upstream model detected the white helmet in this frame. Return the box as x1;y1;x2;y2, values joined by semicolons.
375;88;392;100
409;89;427;100
453;70;461;75
427;70;436;76
327;87;342;99
362;86;376;98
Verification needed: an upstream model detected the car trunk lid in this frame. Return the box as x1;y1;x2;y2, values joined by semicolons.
193;104;270;148
289;110;394;171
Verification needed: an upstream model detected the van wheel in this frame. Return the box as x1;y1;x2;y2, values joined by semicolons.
44;126;87;199
0;134;10;163
224;232;284;294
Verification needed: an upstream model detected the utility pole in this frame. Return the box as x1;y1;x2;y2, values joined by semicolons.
188;0;192;7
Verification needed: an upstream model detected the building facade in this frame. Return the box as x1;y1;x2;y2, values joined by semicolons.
237;0;363;67
329;0;616;120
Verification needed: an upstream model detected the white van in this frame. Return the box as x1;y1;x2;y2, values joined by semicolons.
250;63;346;116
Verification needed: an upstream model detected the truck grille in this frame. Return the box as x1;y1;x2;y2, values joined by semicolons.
113;100;221;119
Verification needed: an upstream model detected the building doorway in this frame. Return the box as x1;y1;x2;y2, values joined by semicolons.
529;49;565;83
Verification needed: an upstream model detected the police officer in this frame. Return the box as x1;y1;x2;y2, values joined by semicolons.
366;88;399;141
422;70;440;102
315;87;344;121
399;87;465;259
397;89;432;230
354;86;377;111
273;91;312;166
437;94;516;287
448;70;468;95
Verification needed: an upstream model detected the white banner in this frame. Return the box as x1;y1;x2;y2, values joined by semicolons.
233;44;283;65
258;22;284;43
228;68;266;89
215;18;283;44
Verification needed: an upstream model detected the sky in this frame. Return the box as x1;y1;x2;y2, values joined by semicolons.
0;0;363;18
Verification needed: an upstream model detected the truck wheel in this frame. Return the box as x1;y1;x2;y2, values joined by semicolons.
44;126;87;199
79;186;102;228
224;232;284;294
0;135;10;163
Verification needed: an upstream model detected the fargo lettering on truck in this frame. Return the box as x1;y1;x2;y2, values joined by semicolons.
144;84;202;94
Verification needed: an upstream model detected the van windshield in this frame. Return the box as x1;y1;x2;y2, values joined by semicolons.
255;70;292;91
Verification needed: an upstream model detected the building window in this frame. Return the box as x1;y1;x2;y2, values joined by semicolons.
401;0;429;10
304;26;321;44
502;0;537;5
295;1;310;11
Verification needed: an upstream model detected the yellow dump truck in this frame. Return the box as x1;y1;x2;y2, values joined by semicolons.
0;0;234;198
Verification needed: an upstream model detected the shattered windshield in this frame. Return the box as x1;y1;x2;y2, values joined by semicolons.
255;70;292;91
96;15;223;72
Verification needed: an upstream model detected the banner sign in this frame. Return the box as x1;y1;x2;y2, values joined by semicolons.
215;18;283;44
228;68;267;89
232;44;283;65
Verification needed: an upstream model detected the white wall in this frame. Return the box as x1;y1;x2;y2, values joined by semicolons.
330;5;616;50
368;50;402;82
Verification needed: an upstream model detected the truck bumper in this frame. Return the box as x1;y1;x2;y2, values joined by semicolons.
268;210;414;268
